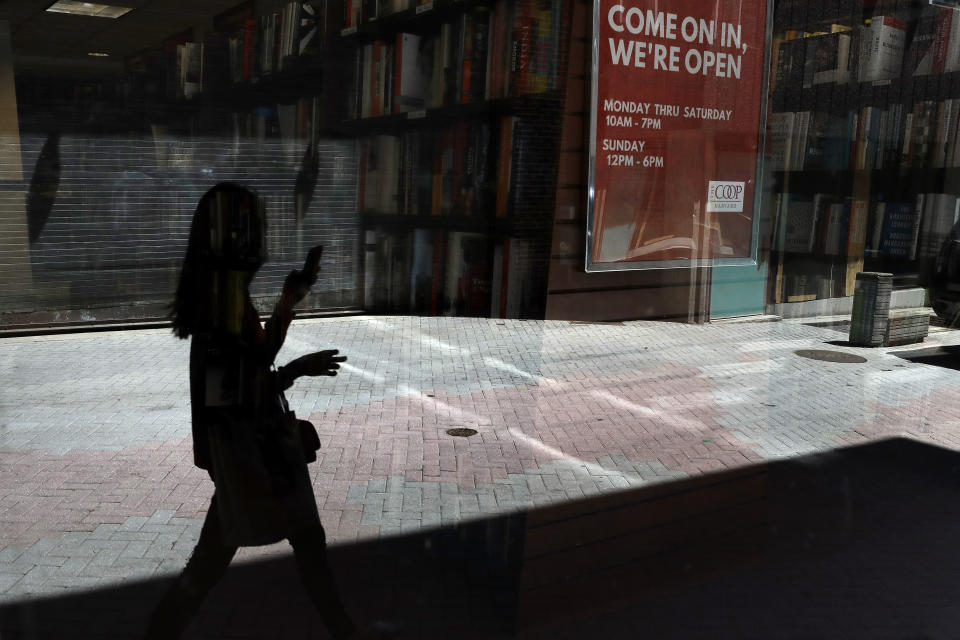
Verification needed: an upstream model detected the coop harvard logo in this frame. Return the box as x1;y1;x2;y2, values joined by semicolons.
706;181;745;212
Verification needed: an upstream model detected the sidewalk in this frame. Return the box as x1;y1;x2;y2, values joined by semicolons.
2;314;960;600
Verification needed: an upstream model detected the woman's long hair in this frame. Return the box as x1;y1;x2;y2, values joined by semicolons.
170;183;266;339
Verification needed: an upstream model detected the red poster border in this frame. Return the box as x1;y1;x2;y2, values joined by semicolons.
586;0;772;272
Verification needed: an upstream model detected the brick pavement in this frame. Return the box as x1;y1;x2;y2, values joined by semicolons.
2;315;960;600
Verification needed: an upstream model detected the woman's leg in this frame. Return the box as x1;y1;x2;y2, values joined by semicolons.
144;495;237;639
288;525;357;640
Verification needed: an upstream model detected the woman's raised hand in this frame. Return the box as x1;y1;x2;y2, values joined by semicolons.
283;245;323;302
301;245;323;286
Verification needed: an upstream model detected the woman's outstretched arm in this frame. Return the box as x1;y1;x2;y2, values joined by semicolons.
276;349;346;389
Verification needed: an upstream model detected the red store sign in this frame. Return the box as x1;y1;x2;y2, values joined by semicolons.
587;0;768;268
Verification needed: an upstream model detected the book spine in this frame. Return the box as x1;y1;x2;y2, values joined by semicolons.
533;2;551;92
273;12;282;73
489;0;508;99
867;105;881;169
510;6;533;95
944;9;960;72
549;0;562;90
885;104;902;169
464;127;478;216
372;42;382;116
351;45;363;119
878;17;906;78
856;106;871;170
847;199;868;258
936;100;954;168
384;41;394;114
460;14;474;103
431;132;443;215
900;110;914;168
393;33;404;114
794;110;810;170
278;4;288;69
944;98;960;167
501;1;516;97
270;12;283;71
441;22;459;105
452;123;468;213
440;127;454;213
875;109;888;170
471;9;490;103
361;44;372;117
485;8;498;99
495;116;515;217
951;100;960;166
403;132;413;214
847;110;858;170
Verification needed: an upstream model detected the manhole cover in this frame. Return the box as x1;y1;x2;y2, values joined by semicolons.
446;428;478;437
794;349;867;363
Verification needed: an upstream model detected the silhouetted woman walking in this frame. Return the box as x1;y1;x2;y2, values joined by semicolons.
146;183;355;639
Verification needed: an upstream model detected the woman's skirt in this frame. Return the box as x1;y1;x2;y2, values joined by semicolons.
205;408;321;546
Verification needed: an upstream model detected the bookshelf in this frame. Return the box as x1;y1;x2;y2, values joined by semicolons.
113;0;571;319
767;0;960;307
335;93;559;134
101;0;369;316
122;0;333;124
342;0;571;318
340;0;495;38
773;72;960;113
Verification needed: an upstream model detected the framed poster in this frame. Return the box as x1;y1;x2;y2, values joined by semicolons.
587;0;771;271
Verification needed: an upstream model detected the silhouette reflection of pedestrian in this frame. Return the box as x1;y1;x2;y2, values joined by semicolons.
26;130;60;243
145;183;356;639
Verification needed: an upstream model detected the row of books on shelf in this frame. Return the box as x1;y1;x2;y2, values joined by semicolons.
171;42;204;100
347;0;564;118
775;191;960;262
364;228;530;317
778;272;847;303
149;96;324;169
126;1;325;102
343;0;421;27
360;122;490;216
242;96;324;137
229;1;326;82
773;4;960;93
359;115;545;217
769;97;960;171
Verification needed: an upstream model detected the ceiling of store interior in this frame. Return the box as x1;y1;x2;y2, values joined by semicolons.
1;0;244;74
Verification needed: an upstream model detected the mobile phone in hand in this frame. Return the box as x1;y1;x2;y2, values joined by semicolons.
304;245;323;276
286;245;324;296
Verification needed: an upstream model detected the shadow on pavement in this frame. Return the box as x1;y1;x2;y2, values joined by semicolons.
893;344;960;371
3;437;960;639
823;339;854;347
806;320;851;334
